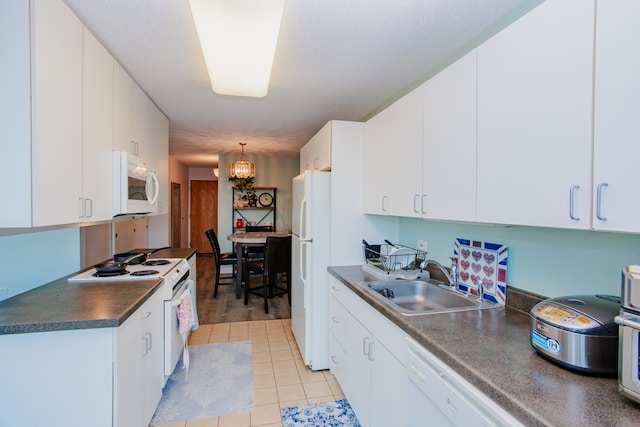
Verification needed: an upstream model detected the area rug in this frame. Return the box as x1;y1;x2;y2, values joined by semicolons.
150;341;254;425
281;399;361;427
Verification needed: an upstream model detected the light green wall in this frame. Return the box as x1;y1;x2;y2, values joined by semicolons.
218;153;300;252
399;218;640;299
0;228;80;301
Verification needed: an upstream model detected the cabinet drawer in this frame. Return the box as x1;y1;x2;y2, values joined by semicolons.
329;294;348;346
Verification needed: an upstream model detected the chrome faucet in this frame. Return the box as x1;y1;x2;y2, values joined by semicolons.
420;259;458;290
478;278;486;301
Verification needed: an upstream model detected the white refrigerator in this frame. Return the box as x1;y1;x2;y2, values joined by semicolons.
291;170;331;370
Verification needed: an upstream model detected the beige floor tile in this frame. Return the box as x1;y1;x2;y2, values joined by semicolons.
254;387;279;405
252;361;274;376
210;323;230;335
249;332;268;343
186;416;219;426
298;369;326;383
153;422;187;427
270;349;293;361
268;340;291;352
218;412;250;427
277;383;306;402
252;423;281;427
254;373;276;389
208;334;230;344
303;381;332;398
274;370;301;387
272;359;297;373
252;351;272;363
266;332;287;342
327;378;344;395
307;395;335;405
229;333;249;341
250;403;281;426
251;341;270;353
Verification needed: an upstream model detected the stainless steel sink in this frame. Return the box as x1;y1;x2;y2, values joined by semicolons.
360;279;498;315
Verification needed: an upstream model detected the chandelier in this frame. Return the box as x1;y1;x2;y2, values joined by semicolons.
228;142;256;179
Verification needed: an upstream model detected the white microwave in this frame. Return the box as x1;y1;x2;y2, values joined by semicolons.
112;151;159;216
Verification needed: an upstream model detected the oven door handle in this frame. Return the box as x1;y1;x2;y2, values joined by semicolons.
615;314;640;330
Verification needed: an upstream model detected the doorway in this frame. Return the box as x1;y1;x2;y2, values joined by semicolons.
171;182;181;248
190;180;218;253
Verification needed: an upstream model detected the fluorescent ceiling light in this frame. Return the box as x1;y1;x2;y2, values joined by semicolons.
189;0;286;98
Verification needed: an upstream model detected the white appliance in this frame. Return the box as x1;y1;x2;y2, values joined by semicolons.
69;257;193;383
112;151;159;216
615;265;640;404
291;170;331;370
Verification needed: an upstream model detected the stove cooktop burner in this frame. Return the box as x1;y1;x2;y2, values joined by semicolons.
143;259;171;266
93;270;129;277
130;269;161;276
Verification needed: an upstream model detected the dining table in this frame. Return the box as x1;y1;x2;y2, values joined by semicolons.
227;231;291;298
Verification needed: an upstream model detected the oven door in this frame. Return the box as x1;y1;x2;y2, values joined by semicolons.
164;278;194;380
615;314;640;403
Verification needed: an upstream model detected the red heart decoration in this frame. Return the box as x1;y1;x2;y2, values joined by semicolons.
470;274;479;285
483;266;494;276
459;271;469;281
471;263;481;273
472;251;482;262
460;260;470;270
461;248;470;259
483;279;494;290
483;253;495;264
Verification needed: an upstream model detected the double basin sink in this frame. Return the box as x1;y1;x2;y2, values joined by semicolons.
359;279;500;316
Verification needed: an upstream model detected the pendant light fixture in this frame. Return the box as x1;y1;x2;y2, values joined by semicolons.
228;142;256;179
188;0;286;98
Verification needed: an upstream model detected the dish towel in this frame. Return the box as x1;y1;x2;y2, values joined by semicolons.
176;283;199;379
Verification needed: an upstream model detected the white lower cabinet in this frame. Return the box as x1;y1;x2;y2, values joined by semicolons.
115;288;163;427
0;289;163;427
407;338;523;427
329;277;408;427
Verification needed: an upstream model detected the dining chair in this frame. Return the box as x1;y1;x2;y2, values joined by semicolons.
205;229;238;298
243;235;291;314
243;225;274;261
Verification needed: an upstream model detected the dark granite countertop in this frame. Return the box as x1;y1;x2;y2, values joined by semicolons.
0;247;197;335
328;266;640;427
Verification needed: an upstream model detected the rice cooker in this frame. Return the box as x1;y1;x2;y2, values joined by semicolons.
529;294;620;374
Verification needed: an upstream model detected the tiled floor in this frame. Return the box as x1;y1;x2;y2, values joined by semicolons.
152;319;344;427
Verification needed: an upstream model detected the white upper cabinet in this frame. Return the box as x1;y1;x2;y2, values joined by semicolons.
364;87;423;216
476;0;595;229
113;61;134;155
592;0;640;232
82;27;114;222
30;0;84;227
300;122;331;172
148;102;169;215
422;50;477;222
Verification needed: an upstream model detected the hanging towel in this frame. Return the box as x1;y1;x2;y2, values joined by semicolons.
176;283;198;379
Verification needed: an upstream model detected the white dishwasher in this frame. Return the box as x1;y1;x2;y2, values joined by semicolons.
406;338;523;427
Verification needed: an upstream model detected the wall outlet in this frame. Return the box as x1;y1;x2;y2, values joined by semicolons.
417;240;428;251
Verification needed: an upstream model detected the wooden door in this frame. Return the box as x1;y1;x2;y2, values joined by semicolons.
190;180;218;253
171;182;181;247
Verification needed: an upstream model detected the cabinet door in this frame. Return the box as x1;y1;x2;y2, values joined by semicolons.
364;88;423;216
132;84;150;159
142;290;163;425
149;102;169;215
476;0;594;228
113;61;134;154
82;27;113;222
301;121;332;172
31;0;83;226
115;303;145;427
370;338;408;427
592;0;640;232
342;313;372;427
422;50;477;222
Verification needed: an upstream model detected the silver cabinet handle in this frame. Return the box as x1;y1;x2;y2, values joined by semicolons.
569;185;580;220
421;194;427;214
362;336;370;356
413;194;420;213
368;341;375;361
596;183;608;221
331;355;339;365
382;196;388;212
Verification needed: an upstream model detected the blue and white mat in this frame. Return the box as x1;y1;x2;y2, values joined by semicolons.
150;341;254;425
281;399;361;427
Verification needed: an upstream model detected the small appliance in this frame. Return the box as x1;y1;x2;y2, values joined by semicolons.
113;151;159;216
530;294;619;374
615;265;640;404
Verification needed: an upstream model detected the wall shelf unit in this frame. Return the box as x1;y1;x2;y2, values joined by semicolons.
232;186;277;232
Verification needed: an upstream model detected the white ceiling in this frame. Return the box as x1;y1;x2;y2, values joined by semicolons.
63;0;542;168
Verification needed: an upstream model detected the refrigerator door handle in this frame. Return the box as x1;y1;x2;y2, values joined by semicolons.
300;198;309;240
300;241;310;309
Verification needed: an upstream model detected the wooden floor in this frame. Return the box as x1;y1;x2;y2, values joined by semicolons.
195;253;291;324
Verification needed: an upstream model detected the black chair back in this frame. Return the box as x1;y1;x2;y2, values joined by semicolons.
263;235;291;278
205;228;238;298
